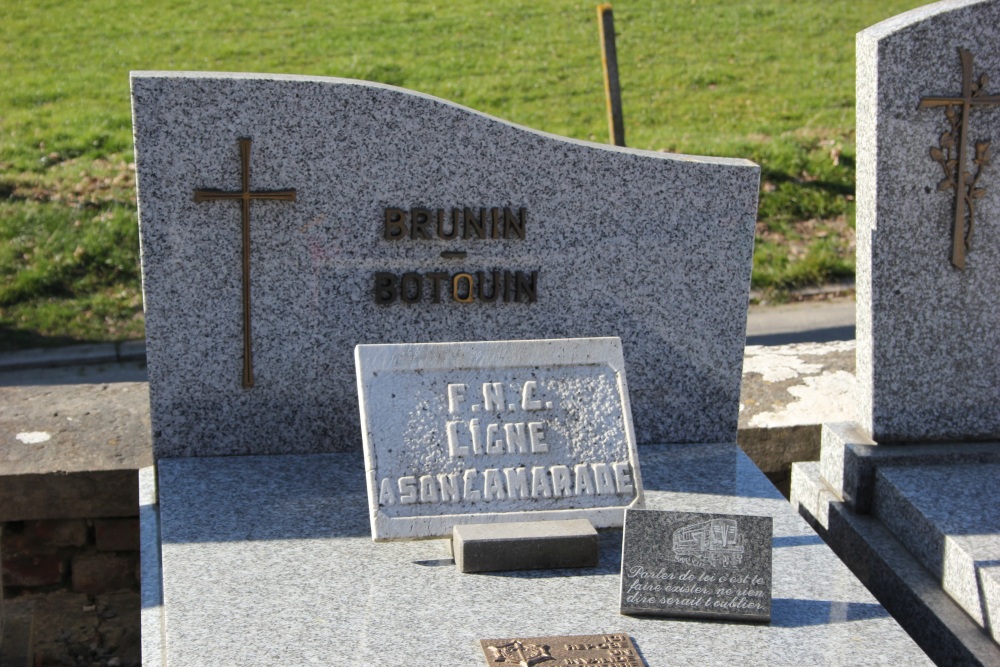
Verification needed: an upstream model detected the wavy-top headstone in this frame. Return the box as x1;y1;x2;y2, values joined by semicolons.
130;71;758;458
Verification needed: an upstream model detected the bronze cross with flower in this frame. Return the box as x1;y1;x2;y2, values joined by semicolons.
919;48;1000;269
194;138;296;387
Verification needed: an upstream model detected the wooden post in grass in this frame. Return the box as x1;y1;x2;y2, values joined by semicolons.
597;4;625;147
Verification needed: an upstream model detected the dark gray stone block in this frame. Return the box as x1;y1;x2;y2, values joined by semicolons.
452;519;598;573
619;508;772;622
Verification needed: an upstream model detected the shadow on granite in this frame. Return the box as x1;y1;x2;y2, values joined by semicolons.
770;598;890;628
772;534;825;548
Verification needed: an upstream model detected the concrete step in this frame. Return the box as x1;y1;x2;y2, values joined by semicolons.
873;463;1000;642
0;598;35;667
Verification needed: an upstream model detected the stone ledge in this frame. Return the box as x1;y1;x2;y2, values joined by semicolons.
738;340;856;495
791;461;1000;667
0;382;151;521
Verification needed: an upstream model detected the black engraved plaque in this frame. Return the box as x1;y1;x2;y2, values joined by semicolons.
620;509;772;622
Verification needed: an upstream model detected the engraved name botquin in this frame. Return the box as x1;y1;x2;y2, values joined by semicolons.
620;509;772;622
480;634;644;667
357;338;643;540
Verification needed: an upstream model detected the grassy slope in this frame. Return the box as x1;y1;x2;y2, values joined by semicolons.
0;0;927;350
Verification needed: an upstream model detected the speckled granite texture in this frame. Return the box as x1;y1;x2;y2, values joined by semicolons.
874;463;1000;640
131;72;759;458
791;461;1000;667
144;444;932;666
357;338;642;539
856;0;1000;442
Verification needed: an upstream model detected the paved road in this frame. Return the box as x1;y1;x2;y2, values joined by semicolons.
0;298;856;387
746;297;855;346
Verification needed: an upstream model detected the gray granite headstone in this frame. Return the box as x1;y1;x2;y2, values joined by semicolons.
619;508;772;622
130;71;759;458
356;337;642;539
856;0;1000;442
790;4;1000;660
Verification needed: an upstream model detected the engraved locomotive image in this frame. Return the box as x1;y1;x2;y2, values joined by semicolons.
671;518;745;569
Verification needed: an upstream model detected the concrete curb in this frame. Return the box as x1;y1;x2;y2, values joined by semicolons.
0;340;147;372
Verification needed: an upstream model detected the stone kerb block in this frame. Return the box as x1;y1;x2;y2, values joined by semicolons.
873;463;1000;640
131;72;759;459
356;337;643;540
856;0;1000;442
452;519;599;573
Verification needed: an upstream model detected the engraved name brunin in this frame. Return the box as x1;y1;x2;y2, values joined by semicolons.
375;206;538;304
377;379;635;507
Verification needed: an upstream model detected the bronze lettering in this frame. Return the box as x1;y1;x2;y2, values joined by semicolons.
384;208;407;240
437;208;458;240
463;207;485;239
410;207;433;240
426;272;448;303
400;272;422;304
505;207;526;239
481;635;644;667
453;273;475;303
382;206;527;241
516;270;538;303
374;272;397;304
477;270;501;302
491;207;500;239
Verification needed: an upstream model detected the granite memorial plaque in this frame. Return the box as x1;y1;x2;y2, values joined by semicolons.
479;633;644;667
620;508;772;622
356;337;642;540
130;71;759;459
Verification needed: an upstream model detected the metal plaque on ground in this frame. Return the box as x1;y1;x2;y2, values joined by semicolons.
479;633;644;667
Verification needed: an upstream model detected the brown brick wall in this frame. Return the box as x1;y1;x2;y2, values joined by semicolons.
2;516;140;597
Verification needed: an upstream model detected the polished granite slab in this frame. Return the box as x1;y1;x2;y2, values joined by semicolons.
875;463;1000;641
144;444;932;666
791;460;1000;667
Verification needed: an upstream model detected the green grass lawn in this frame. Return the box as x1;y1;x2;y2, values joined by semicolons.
0;0;928;350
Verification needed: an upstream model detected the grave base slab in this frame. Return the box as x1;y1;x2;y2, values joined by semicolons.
142;443;931;667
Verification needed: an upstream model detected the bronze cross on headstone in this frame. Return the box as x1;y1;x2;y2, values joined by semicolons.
194;138;296;388
919;48;999;269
